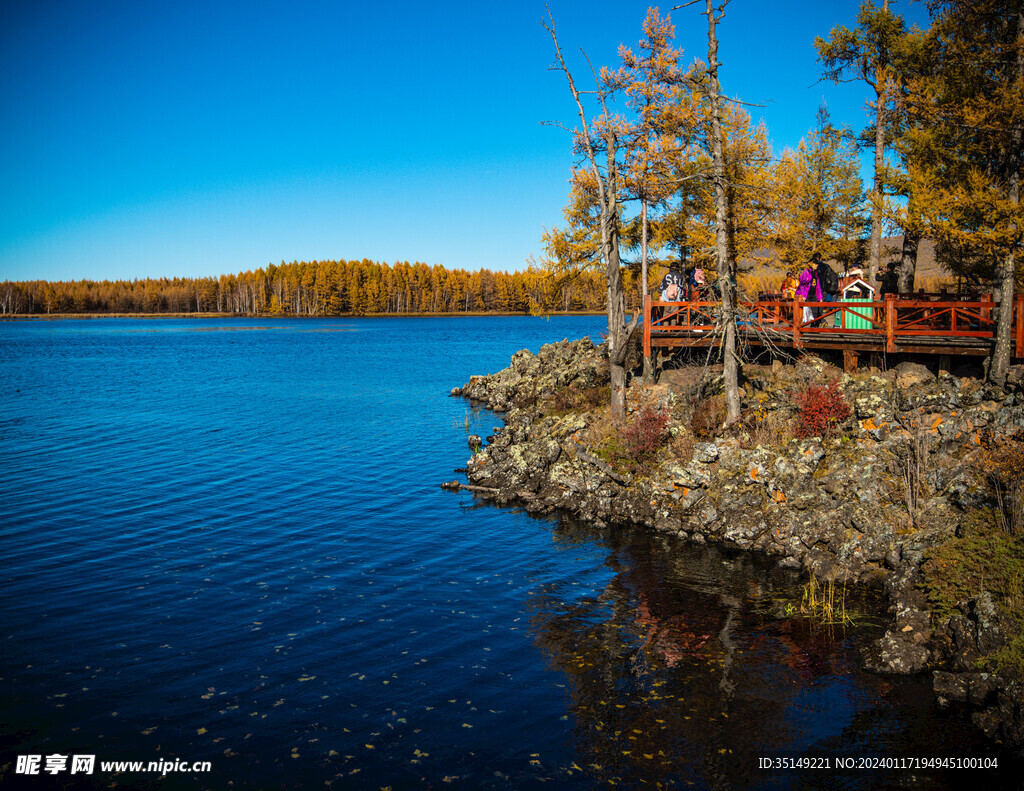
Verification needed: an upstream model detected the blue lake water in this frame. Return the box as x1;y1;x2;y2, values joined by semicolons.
0;316;1018;789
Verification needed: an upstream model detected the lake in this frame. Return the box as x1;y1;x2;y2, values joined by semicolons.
0;316;1016;789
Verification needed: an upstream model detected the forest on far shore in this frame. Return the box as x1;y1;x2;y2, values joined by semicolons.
0;259;612;317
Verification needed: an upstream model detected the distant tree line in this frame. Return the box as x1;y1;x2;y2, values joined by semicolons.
0;259;626;317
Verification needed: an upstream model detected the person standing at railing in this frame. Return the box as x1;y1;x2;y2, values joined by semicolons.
660;262;687;302
877;261;899;298
689;267;706;299
796;259;822;323
781;271;799;299
815;254;839;303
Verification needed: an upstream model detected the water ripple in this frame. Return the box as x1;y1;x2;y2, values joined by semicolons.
0;317;1016;790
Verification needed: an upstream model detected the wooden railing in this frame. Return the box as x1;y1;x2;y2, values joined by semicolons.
643;293;1024;360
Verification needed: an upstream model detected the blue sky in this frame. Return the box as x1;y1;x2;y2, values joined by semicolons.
0;0;931;282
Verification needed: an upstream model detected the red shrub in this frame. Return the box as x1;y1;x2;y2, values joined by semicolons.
794;380;851;438
623;406;670;459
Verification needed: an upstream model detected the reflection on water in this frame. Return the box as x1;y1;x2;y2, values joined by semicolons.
530;521;1015;790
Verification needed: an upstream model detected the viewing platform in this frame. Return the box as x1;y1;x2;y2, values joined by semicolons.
643;292;1024;372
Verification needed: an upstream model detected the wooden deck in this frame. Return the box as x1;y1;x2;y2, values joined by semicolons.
643;293;1024;371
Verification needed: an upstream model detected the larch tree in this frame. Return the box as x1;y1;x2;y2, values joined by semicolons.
542;14;641;419
816;0;906;287
903;0;1022;385
771;106;867;270
610;8;687;298
681;103;774;290
699;0;742;425
610;7;697;380
884;23;933;292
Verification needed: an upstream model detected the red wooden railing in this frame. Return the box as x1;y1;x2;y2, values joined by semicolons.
643;293;1024;360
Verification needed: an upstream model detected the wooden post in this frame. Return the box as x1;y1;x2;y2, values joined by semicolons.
843;349;859;373
644;294;652;359
885;294;897;353
793;299;801;348
939;355;951;375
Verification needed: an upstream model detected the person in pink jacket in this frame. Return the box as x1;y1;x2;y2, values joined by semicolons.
795;260;822;323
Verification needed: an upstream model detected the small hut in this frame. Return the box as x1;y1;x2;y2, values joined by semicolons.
840;276;875;300
838;276;876;329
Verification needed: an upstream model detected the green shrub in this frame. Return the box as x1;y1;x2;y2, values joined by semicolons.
919;510;1024;622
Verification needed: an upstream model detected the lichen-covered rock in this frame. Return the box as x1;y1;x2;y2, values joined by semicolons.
694;442;719;463
452;338;607;410
864;630;931;674
895;361;936;389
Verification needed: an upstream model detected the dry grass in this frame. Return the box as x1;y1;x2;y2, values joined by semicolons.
801;576;853;626
749;410;793;449
690;395;727;440
915;275;958;293
670;432;696;464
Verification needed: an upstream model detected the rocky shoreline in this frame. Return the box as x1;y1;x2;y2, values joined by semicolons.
448;337;1024;753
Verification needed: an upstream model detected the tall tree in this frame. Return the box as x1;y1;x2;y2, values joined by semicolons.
543;14;641;419
610;8;687;298
701;0;741;425
816;0;905;286
903;0;1022;385
771;106;867;269
677;103;774;289
610;7;693;379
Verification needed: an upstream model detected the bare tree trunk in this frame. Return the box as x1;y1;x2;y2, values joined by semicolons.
988;7;1022;387
706;0;740;425
604;136;640;417
544;14;637;420
867;0;891;287
641;198;649;297
898;226;919;293
641;198;655;381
